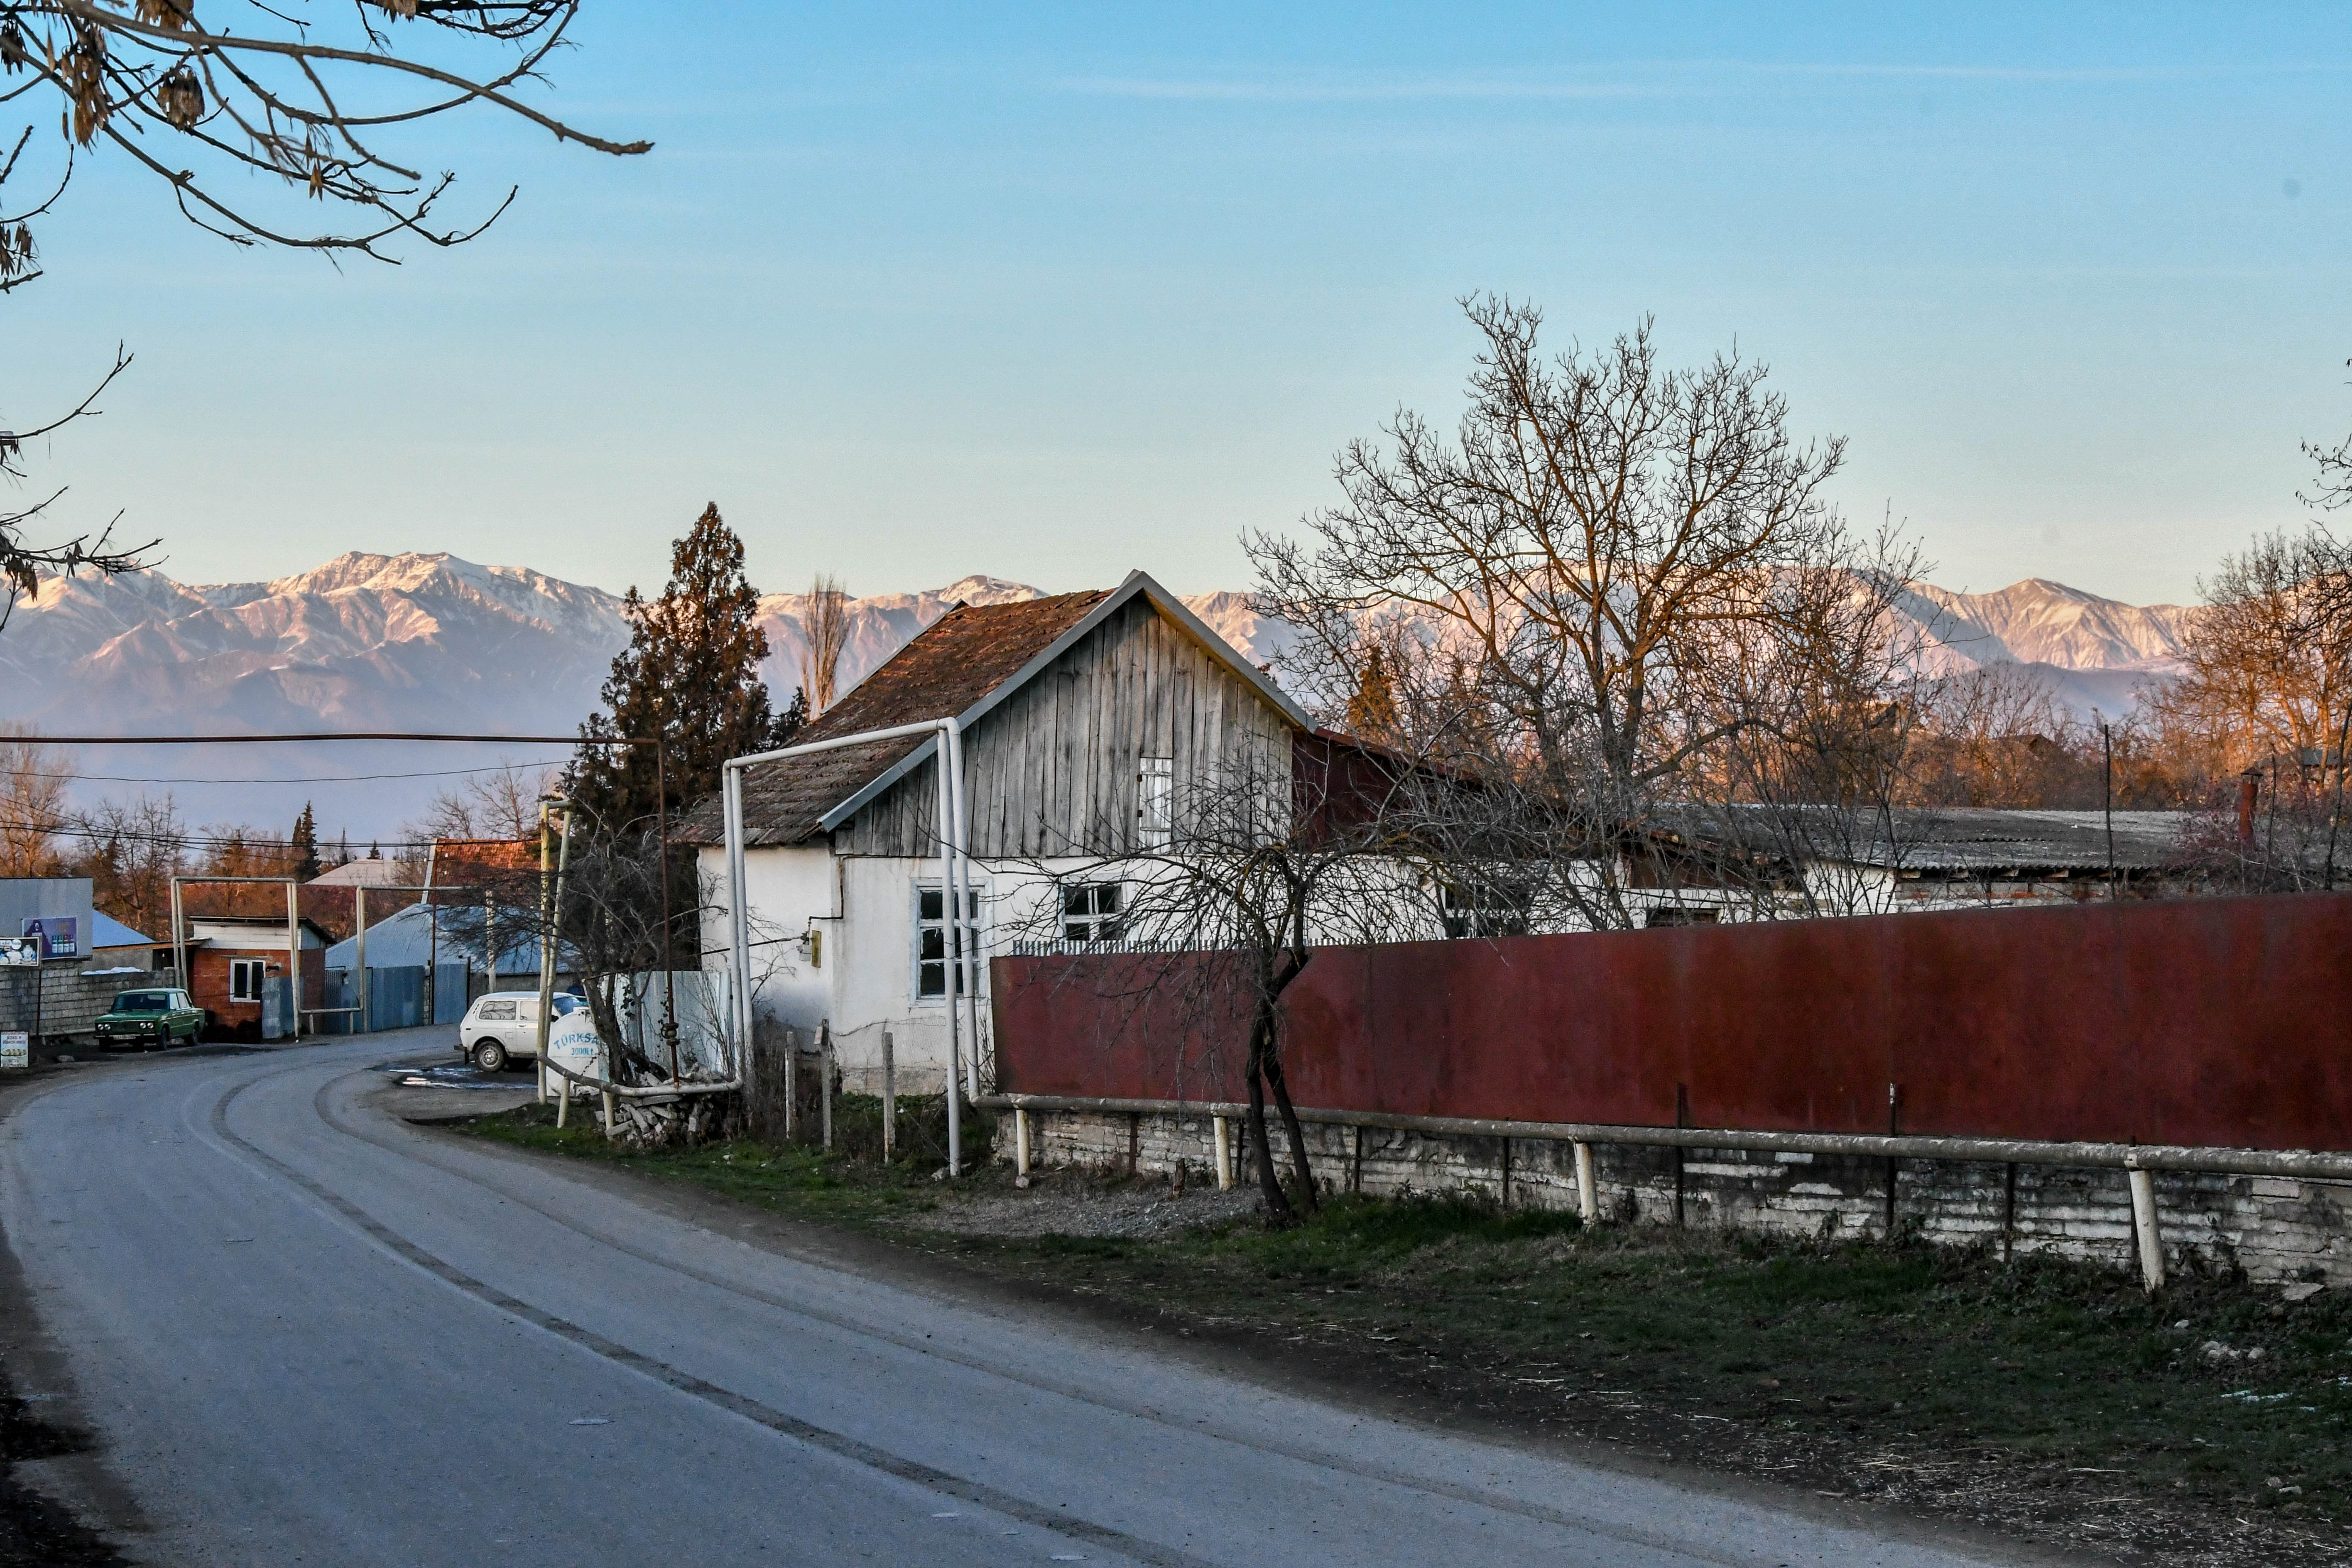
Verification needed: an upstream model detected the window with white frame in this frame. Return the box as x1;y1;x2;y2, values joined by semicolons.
1060;882;1124;943
229;958;267;1002
913;882;981;999
1136;755;1173;850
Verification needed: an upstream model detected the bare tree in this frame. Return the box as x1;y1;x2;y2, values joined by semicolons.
69;791;186;936
1;2;645;615
800;573;849;717
1252;297;1918;928
2305;354;2352;515
1001;746;1426;1225
410;764;558;845
2147;528;2352;778
1;2;646;270
0;723;68;874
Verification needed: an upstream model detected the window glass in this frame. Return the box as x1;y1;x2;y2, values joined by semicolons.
914;882;980;999
115;992;168;1013
481;999;517;1021
1061;882;1124;942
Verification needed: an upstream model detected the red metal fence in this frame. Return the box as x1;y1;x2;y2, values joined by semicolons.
989;893;2352;1152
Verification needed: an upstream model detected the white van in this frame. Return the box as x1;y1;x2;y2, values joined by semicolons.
457;991;583;1072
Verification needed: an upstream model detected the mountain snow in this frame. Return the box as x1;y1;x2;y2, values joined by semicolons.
0;551;2198;836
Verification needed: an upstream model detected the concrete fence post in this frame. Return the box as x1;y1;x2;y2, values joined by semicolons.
1574;1141;1598;1225
819;1018;834;1152
1213;1114;1232;1191
1014;1106;1030;1183
2126;1159;2165;1293
881;1029;897;1162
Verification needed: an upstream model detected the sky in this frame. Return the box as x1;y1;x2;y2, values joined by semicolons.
11;3;2352;608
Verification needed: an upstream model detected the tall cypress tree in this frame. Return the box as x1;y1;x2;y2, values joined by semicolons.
575;503;786;828
291;802;321;880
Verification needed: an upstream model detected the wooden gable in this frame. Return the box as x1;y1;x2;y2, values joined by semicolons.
833;595;1294;858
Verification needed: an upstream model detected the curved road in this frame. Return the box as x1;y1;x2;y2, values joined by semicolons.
0;1037;2023;1566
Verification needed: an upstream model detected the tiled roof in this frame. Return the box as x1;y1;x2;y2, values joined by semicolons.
676;589;1111;847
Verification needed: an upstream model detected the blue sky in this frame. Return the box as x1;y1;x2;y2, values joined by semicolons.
11;3;2351;606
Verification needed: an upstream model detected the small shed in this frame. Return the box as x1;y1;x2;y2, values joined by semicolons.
182;915;333;1037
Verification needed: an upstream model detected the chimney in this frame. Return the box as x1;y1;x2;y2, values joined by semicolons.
2239;768;2262;846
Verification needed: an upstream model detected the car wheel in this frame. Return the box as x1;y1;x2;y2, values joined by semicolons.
471;1039;508;1073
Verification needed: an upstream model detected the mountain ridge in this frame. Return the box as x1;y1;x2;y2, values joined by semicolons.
0;552;2200;833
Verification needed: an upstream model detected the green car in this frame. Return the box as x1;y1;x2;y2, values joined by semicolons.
95;988;206;1049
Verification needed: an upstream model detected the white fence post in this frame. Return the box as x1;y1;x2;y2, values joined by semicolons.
2126;1159;2165;1292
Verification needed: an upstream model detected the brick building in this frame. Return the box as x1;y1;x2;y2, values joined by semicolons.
180;916;332;1039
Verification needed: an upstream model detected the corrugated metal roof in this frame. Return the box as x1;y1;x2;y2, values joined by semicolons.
1650;805;2188;874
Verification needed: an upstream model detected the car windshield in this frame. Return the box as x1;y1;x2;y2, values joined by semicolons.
114;992;170;1013
551;994;583;1016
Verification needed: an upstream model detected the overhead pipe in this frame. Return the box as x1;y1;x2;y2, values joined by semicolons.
722;718;971;1174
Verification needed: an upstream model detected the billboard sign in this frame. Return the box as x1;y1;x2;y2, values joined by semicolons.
0;1033;25;1069
20;917;78;961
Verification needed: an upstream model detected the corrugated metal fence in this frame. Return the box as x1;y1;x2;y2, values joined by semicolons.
988;892;2352;1152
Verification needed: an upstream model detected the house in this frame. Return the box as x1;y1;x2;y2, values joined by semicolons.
179;915;332;1038
678;571;1313;1094
1631;805;2189;924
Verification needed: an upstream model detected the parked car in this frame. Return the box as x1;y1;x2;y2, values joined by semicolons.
457;991;582;1072
95;988;206;1049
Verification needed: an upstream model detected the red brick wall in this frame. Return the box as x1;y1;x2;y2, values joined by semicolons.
188;947;325;1025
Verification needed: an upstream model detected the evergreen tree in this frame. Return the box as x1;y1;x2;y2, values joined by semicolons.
574;503;784;828
291;802;322;880
774;685;810;749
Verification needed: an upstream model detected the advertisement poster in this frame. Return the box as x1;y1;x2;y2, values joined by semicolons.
0;1033;28;1070
20;918;79;961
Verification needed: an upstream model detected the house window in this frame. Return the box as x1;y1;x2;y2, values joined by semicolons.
1645;907;1720;929
1137;756;1173;850
914;884;981;999
1440;881;1533;939
229;958;268;1002
1061;882;1124;943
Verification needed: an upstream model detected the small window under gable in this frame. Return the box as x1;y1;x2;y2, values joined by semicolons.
1137;756;1173;850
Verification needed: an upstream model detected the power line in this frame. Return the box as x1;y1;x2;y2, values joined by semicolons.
20;732;651;746
0;760;572;787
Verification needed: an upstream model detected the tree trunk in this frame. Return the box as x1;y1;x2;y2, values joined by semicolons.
1259;1022;1320;1216
1244;1002;1295;1225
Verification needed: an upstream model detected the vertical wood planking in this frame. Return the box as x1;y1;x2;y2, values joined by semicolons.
837;600;1297;859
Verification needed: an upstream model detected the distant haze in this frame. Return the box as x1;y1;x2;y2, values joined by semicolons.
0;553;2196;842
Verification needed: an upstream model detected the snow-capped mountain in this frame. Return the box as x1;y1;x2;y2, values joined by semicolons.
1889;578;2197;721
0;552;2198;838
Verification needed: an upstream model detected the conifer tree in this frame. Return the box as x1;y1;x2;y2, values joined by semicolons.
291;803;321;881
575;504;788;828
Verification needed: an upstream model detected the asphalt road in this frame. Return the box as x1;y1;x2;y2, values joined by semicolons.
0;1035;2030;1567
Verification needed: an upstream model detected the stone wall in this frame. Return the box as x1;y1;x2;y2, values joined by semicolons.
1021;1108;2351;1285
0;966;148;1046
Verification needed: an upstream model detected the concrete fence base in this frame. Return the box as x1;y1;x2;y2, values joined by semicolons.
1015;1107;2352;1287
